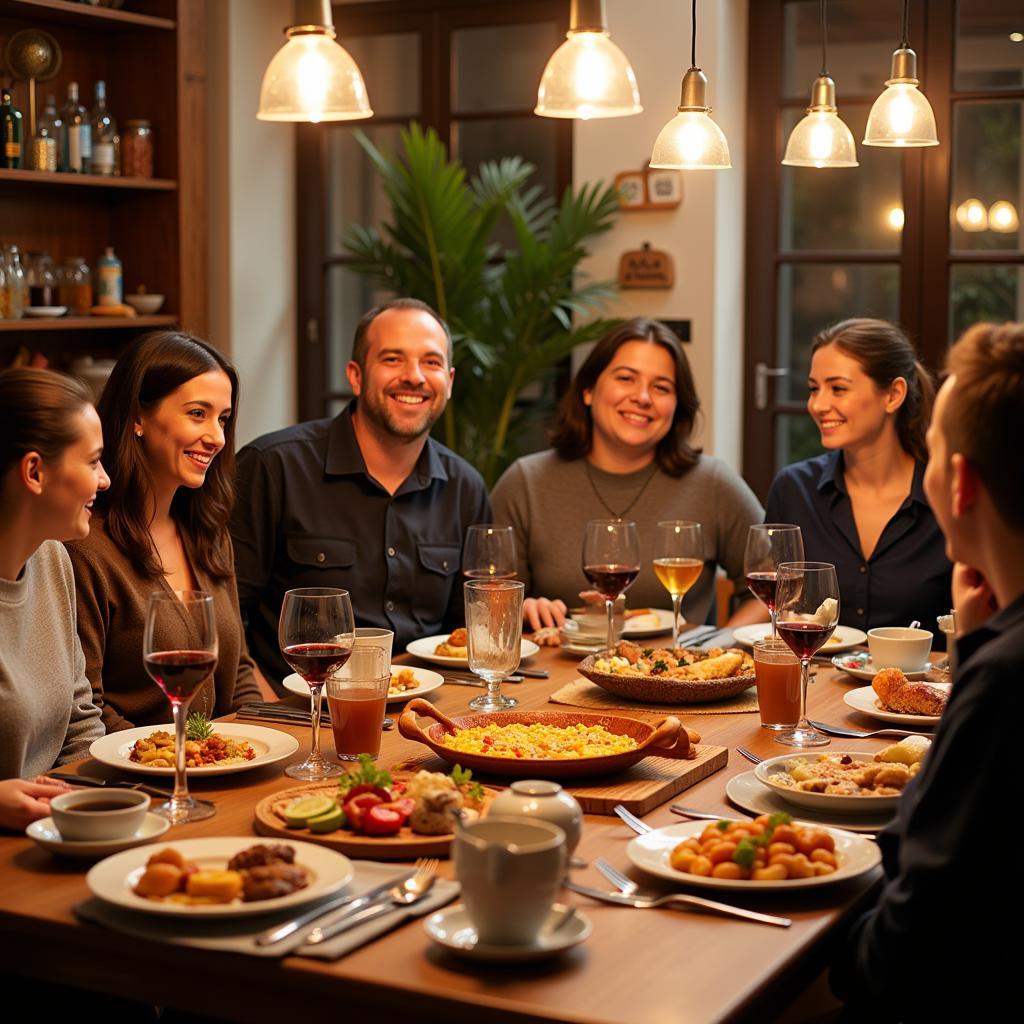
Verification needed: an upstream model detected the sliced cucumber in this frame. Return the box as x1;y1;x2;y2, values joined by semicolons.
283;794;337;828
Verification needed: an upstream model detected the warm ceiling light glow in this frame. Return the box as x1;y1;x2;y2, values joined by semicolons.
650;68;731;169
783;76;858;168
888;206;905;230
989;201;1020;233
535;0;641;120
257;0;372;123
956;199;989;232
864;47;939;147
1010;32;1024;43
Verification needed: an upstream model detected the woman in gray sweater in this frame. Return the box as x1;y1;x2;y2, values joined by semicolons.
491;319;763;634
0;368;107;830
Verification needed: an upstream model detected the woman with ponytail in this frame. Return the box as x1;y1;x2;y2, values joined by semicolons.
765;318;952;640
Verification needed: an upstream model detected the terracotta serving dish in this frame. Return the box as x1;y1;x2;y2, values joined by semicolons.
397;698;686;780
576;654;756;705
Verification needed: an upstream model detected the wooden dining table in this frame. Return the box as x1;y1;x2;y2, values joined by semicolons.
0;642;907;1024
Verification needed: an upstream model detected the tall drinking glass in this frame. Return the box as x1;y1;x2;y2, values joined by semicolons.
279;587;355;780
744;524;804;639
774;562;839;747
582;519;640;655
463;524;517;580
653;520;704;644
143;591;218;824
466;579;524;712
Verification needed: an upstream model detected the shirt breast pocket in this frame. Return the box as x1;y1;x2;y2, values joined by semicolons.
285;535;356;587
416;543;461;616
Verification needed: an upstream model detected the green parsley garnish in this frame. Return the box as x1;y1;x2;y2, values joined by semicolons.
733;837;758;870
676;658;689;667
337;753;393;795
716;819;730;832
641;648;654;657
185;712;213;741
451;764;485;801
653;659;669;673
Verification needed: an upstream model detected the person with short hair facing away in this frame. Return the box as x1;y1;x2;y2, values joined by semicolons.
831;322;1023;1019
760;318;951;639
0;368;106;830
231;298;490;687
66;332;264;732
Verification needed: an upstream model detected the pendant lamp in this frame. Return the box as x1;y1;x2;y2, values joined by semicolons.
649;0;731;170
257;0;372;123
535;0;642;120
989;201;1020;233
782;0;858;168
864;0;938;147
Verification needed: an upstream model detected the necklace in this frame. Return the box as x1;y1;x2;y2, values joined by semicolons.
583;460;659;520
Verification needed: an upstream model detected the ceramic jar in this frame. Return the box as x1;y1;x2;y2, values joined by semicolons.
489;780;583;855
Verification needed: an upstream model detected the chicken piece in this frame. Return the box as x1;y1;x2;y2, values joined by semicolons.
617;640;642;665
410;787;463;836
242;863;309;901
228;843;296;871
873;667;948;716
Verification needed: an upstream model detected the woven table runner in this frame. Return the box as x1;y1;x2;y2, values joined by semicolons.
549;677;759;716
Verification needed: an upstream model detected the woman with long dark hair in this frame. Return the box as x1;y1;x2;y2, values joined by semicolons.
67;331;263;731
0;368;106;829
765;317;951;637
491;318;763;632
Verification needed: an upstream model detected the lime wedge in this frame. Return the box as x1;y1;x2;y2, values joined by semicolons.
307;805;345;833
284;794;336;828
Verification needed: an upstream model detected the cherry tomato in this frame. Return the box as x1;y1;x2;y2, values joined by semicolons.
363;805;405;836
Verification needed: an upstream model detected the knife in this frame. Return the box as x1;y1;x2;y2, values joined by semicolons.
442;672;524;685
48;772;173;800
303;870;417;945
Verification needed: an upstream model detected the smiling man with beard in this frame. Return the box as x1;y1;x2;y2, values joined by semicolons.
231;299;490;686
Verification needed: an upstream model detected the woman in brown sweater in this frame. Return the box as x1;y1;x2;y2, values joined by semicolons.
67;331;263;731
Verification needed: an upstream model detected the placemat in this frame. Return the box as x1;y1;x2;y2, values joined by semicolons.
549;677;759;716
74;860;458;960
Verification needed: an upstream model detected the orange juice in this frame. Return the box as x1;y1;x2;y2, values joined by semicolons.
753;639;800;729
328;690;387;759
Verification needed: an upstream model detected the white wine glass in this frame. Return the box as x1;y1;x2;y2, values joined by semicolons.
653;520;704;644
465;579;524;712
744;524;804;639
463;524;517;580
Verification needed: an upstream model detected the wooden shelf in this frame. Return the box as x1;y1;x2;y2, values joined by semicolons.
0;168;177;190
0;0;174;30
0;314;177;332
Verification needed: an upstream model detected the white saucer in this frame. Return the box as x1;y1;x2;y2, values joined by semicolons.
25;305;68;318
26;812;171;858
831;653;930;681
424;903;591;961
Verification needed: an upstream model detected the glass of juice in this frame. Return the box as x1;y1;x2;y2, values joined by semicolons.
326;646;390;760
753;638;801;729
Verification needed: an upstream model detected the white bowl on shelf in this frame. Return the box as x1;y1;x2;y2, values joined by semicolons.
124;293;165;315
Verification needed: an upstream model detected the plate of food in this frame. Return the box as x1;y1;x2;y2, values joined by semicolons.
621;608;675;638
406;630;540;668
844;681;948;727
626;817;881;891
576;640;755;704
831;652;930;681
282;666;444;704
397;697;697;780
88;719;299;777
87;837;353;917
732;624;867;652
254;755;497;859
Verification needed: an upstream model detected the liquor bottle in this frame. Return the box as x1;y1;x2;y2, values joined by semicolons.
60;82;91;173
97;246;123;306
88;80;118;176
35;94;62;170
4;246;27;318
1;88;23;169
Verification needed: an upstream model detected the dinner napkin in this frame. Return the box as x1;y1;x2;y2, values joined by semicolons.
74;860;458;960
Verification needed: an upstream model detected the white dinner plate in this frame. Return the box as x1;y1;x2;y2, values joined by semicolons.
89;723;300;777
282;666;444;703
26;813;171;859
843;684;946;727
423;904;590;961
732;624;868;653
754;752;901;815
405;635;540;668
626;820;881;891
25;305;68;318
622;609;675;638
831;652;930;681
87;836;353;918
724;772;890;833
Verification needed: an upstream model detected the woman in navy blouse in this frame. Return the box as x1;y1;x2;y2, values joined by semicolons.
765;318;952;643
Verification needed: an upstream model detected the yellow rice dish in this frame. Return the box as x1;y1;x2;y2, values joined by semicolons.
439;722;638;760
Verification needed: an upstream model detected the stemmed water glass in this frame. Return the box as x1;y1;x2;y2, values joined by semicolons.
774;562;839;747
653;521;704;644
463;524;517;580
744;524;804;639
465;579;524;712
279;587;355;780
582;519;640;655
143;591;218;823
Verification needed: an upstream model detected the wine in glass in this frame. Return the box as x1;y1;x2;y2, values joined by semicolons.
463;524;516;580
279;587;355;780
774;561;839;747
744;524;804;639
465;579;524;712
582;519;640;655
143;591;218;823
653;520;704;644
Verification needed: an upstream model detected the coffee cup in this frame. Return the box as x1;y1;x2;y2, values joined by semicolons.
50;789;150;841
453;816;566;945
867;626;933;672
353;626;394;668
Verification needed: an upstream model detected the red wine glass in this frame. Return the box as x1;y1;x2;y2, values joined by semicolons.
743;524;804;639
774;562;839;747
143;591;218;823
463;524;517;580
582;519;640;655
279;587;355;780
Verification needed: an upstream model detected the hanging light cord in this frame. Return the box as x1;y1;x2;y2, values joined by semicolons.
819;0;828;76
690;0;697;69
901;0;910;49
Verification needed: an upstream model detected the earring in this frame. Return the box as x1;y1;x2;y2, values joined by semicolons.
135;430;143;439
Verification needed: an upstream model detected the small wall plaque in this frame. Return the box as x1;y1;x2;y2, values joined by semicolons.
618;243;675;289
614;165;683;211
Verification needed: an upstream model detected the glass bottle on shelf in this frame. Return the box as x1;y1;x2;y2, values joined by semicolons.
60;257;93;316
88;80;118;176
122;119;153;178
4;246;27;318
1;88;24;170
34;94;62;171
60;82;91;174
97;246;123;306
0;258;8;319
28;251;58;308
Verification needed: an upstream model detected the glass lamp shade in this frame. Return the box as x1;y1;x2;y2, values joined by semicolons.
650;111;731;169
782;110;859;168
864;82;938;147
989;201;1020;233
955;199;988;232
535;30;642;119
257;31;372;123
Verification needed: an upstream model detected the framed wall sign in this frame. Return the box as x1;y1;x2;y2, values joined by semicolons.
618;243;675;289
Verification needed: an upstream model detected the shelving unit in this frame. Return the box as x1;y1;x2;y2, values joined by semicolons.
0;0;206;367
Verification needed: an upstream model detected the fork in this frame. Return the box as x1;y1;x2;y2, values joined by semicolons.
613;804;651;834
735;746;762;765
808;720;932;740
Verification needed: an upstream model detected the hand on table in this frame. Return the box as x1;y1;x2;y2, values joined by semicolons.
0;776;74;832
951;562;998;637
524;597;567;641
